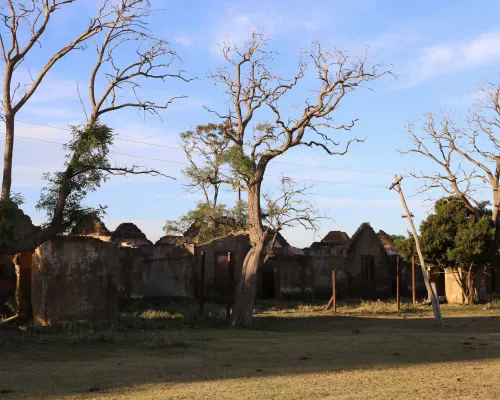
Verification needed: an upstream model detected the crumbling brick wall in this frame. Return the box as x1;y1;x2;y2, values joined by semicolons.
31;236;119;326
141;244;195;298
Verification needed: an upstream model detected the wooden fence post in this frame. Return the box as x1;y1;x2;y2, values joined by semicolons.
325;270;337;313
226;251;232;319
332;270;337;313
396;256;400;311
412;256;416;305
199;250;205;316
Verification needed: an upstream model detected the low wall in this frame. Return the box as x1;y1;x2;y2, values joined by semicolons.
306;245;345;299
266;254;314;301
32;236;119;326
142;244;195;298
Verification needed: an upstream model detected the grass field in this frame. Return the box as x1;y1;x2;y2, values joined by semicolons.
1;300;500;399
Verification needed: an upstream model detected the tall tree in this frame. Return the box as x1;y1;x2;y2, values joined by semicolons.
0;0;117;199
206;32;391;327
2;0;190;255
401;78;500;244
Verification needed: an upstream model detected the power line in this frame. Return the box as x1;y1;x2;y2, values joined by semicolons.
0;131;390;188
14;118;394;176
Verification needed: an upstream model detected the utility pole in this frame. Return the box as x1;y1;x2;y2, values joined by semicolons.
389;175;443;327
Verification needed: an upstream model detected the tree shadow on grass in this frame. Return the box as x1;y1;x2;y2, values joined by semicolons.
1;312;499;399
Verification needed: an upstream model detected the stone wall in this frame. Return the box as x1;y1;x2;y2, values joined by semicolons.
141;244;195;298
268;254;314;300
31;236;119;326
305;244;346;299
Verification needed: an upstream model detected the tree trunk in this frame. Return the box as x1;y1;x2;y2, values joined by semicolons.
231;180;265;327
1;112;15;200
465;265;479;304
493;187;500;246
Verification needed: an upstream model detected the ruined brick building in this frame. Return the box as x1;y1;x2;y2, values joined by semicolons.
305;223;427;300
2;219;498;326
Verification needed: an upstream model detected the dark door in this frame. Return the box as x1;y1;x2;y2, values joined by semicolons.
491;266;497;293
261;265;275;299
215;253;235;298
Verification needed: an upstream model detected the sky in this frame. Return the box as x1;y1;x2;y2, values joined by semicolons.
3;0;500;248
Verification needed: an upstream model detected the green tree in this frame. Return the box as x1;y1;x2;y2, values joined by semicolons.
418;197;494;303
165;202;248;244
392;234;417;263
4;123;165;255
166;123;247;244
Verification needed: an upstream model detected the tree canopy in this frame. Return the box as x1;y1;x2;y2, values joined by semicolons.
419;198;495;269
395;197;495;268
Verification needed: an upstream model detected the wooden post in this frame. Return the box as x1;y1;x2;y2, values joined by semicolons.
226;251;231;319
332;271;337;313
396;256;401;311
389;175;443;327
199;251;205;316
412;256;416;305
325;270;337;312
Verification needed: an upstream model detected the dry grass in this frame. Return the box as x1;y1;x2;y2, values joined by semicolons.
0;302;499;399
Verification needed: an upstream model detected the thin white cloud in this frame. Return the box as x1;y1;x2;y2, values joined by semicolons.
401;31;500;87
209;7;330;57
173;35;194;47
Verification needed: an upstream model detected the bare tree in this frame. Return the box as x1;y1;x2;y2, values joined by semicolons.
207;31;392;327
261;176;321;263
2;0;190;255
85;0;191;125
402;113;483;219
401;78;500;243
0;0;118;199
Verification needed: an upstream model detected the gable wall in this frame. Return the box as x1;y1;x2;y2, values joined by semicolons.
347;227;391;298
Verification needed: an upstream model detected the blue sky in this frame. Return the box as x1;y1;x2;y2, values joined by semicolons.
4;0;500;247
